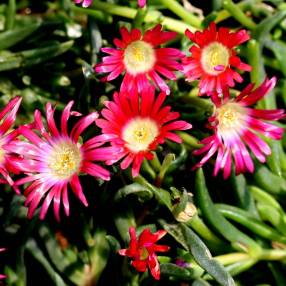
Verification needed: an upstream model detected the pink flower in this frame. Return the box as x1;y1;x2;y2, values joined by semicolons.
95;24;184;95
119;227;170;280
10;102;118;221
0;248;6;280
74;0;93;7
183;22;251;95
0;97;22;192
138;0;146;8
193;77;285;178
96;87;192;177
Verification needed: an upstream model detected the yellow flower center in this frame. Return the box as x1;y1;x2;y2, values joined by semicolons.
201;42;230;75
216;102;247;134
48;141;82;179
122;117;159;153
139;246;149;260
123;40;156;75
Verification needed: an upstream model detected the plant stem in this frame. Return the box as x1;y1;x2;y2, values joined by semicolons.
187;215;225;249
71;5;112;23
215;252;250;265
133;7;147;28
6;0;16;30
83;1;197;34
177;132;202;149
223;0;256;29
158;0;202;29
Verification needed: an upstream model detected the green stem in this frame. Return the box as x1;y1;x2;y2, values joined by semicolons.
133;7;147;28
6;0;16;30
71;5;112;23
215;0;257;23
158;0;202;29
187;215;225;250
182;93;213;111
141;159;156;179
177;132;202;149
85;1;197;34
223;0;256;29
149;152;161;172
215;252;250;265
259;249;286;261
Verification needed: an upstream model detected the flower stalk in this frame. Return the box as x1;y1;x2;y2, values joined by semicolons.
75;1;197;34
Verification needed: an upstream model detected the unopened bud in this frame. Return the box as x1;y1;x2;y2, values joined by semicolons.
175;202;197;223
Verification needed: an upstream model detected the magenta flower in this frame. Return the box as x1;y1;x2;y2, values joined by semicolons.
10;102;118;221
95;24;183;95
0;96;22;192
74;0;93;7
0;248;5;280
96;87;192;177
193;77;285;178
138;0;146;8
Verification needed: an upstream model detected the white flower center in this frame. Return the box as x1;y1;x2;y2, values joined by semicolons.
216;102;247;135
123;40;156;75
48;141;82;179
122;117;159;153
201;42;230;75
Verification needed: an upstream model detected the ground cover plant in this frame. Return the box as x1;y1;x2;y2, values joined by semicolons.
0;0;286;285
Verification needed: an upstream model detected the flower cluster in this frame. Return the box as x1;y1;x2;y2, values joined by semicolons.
0;18;285;282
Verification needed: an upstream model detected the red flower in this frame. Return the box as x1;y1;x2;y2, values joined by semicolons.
193;78;285;178
183;22;251;95
118;227;170;280
95;24;184;95
9;102;119;220
96;87;192;177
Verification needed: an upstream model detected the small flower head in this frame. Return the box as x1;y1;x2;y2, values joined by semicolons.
11;102;117;220
183;22;251;95
0;96;22;192
138;0;146;8
95;24;184;95
74;0;93;7
119;227;170;280
96;87;192;177
0;248;6;280
193;77;285;178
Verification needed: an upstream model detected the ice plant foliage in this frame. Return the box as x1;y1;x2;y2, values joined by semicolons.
10;102;117;221
96;87;192;177
95;24;184;95
0;97;22;191
193;77;285;178
74;0;93;7
119;227;170;280
183;22;251;95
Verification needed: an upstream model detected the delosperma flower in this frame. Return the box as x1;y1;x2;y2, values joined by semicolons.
95;24;184;95
0;248;5;280
138;0;146;7
183;22;251;95
74;0;93;7
0;96;22;192
10;101;118;221
119;227;170;280
96;87;192;177
193;77;285;179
